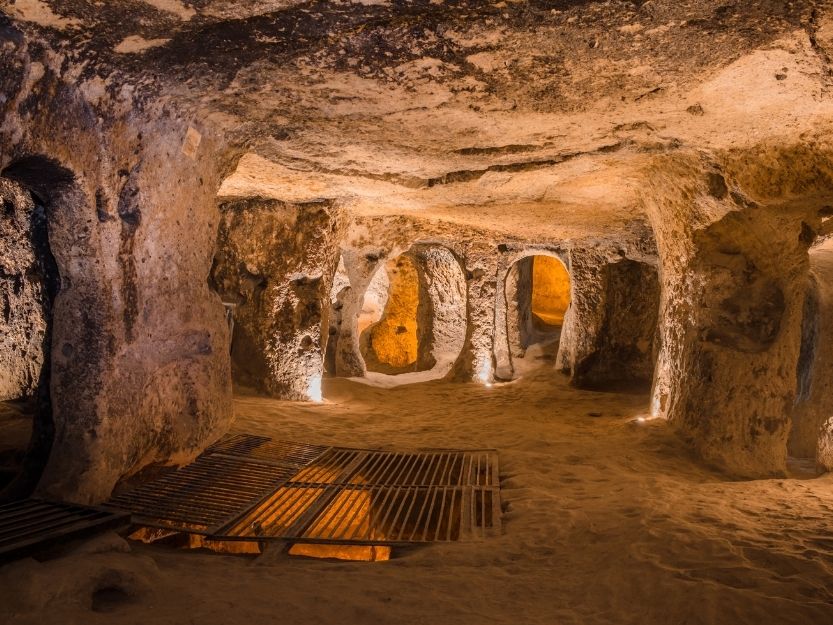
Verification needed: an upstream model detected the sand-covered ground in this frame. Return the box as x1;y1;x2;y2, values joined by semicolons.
3;356;833;625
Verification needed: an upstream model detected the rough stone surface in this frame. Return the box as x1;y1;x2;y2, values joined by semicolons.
5;0;833;487
790;239;833;465
413;244;467;376
211;197;345;400
559;252;659;388
0;178;53;402
643;151;829;478
1;36;234;502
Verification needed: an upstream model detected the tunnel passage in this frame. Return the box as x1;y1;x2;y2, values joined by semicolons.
360;254;423;374
789;238;833;470
506;254;572;362
331;245;467;385
0;176;59;498
571;258;660;389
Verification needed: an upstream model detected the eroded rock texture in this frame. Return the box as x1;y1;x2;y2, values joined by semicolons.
211;198;345;400
644;154;828;478
558;251;659;389
1;37;234;502
4;0;833;494
791;240;833;468
0;178;54;403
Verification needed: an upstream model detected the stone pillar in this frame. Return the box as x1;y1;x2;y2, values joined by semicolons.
4;135;234;503
212;198;344;400
644;158;813;478
411;245;467;375
454;250;499;383
332;248;387;378
555;247;604;380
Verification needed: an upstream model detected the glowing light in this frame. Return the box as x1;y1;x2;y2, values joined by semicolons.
631;413;662;425
477;357;493;386
650;393;661;417
307;374;323;402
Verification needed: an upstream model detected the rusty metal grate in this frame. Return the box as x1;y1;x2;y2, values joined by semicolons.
207;434;331;469
107;435;501;546
106;435;332;534
213;448;501;545
0;499;129;563
106;454;299;533
219;484;498;544
288;448;498;487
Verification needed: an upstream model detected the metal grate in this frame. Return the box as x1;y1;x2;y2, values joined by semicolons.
213;448;501;545
290;448;498;487
106;454;299;533
0;499;129;563
106;435;501;546
207;434;331;469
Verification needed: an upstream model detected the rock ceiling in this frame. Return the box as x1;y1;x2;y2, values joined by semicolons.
3;0;833;238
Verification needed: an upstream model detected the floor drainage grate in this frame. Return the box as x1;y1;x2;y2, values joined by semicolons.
107;435;501;546
219;483;498;544
106;448;322;534
206;434;331;469
0;499;130;563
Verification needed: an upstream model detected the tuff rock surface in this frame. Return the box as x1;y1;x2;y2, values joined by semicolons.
4;0;833;498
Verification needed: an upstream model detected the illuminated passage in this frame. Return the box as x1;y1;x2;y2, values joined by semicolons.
531;255;571;329
362;254;421;372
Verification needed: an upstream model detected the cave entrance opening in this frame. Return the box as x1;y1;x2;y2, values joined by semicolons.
360;253;424;375
351;245;467;386
505;254;571;369
0;164;61;500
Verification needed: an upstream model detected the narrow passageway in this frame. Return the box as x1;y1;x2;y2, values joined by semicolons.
500;253;572;378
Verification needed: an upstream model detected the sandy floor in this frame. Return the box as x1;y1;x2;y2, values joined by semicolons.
3;358;833;625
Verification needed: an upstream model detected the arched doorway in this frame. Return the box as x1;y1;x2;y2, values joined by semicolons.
354;245;467;386
501;253;571;378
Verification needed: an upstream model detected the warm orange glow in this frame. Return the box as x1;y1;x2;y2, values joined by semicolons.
366;255;420;368
304;489;378;540
288;543;391;561
186;534;262;554
129;526;263;554
228;486;328;537
531;256;571;326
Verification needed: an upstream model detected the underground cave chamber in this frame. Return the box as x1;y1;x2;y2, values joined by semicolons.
7;3;833;620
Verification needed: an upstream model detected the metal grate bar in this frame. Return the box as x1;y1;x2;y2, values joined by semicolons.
207;434;331;469
0;499;129;563
294;450;500;487
106;454;300;533
217;484;498;545
105;435;500;546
